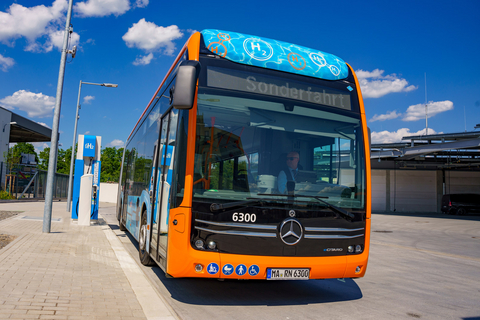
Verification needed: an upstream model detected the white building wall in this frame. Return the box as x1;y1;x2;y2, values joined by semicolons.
371;169;480;213
445;171;480;194
371;170;387;212
99;182;118;203
388;170;437;212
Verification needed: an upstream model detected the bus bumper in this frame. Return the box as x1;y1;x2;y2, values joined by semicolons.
166;249;369;280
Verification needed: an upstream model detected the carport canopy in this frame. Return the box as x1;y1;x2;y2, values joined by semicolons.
370;130;480;170
9;112;52;143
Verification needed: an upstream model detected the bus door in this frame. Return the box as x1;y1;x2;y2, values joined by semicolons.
152;109;179;261
149;142;159;251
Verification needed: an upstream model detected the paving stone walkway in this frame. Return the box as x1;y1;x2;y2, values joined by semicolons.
0;201;149;320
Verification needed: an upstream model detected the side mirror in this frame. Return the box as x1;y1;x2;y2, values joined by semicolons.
172;60;201;110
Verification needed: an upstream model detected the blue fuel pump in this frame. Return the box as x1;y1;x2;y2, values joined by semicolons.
72;135;101;220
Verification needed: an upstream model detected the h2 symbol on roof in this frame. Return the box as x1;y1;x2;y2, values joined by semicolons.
85;143;94;150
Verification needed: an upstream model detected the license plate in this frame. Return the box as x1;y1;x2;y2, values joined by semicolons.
266;268;310;280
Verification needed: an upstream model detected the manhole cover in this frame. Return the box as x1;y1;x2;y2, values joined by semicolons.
21;216;61;222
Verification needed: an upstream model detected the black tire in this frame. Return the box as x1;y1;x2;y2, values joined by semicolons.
118;202;127;231
456;208;466;215
139;212;154;266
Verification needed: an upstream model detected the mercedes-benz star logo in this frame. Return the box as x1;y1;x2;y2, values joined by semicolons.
279;219;303;245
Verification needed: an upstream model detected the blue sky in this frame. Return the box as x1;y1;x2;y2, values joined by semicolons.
1;0;479;153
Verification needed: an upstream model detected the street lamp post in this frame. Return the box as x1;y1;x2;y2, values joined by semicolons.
43;0;74;233
66;81;118;212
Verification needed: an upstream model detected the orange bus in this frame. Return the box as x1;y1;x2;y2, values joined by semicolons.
116;29;371;280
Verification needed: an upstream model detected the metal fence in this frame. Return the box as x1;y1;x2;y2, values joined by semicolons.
2;167;70;200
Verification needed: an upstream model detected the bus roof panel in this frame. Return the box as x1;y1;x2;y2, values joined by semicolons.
201;29;349;81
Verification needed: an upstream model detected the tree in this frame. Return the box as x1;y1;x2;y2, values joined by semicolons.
3;143;38;173
38;147;50;171
38;144;123;181
56;146;74;174
38;144;77;174
100;147;124;182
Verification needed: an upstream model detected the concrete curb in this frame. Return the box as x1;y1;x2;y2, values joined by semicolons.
101;220;179;320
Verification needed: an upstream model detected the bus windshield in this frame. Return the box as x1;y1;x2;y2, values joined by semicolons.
193;77;366;210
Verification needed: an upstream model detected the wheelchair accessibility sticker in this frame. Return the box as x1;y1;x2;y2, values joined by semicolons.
248;265;260;276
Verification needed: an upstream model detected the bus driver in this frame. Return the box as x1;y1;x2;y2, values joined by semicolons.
277;151;300;193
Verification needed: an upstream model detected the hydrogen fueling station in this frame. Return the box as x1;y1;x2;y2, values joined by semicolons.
71;134;101;225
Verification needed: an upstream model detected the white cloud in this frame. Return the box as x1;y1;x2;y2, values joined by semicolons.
0;0;79;53
133;53;154;66
74;0;130;17
370;110;401;122
134;0;149;8
0;0;67;42
402;100;454;122
123;19;183;55
43;29;80;52
0;54;15;71
371;128;439;144
107;139;124;147
83;95;95;104
0;90;55;118
32;142;50;154
355;69;384;79
84;131;90;135
356;69;417;98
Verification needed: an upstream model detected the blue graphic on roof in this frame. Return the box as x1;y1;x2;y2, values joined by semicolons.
201;29;349;81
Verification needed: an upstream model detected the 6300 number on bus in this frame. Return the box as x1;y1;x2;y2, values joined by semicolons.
232;212;257;222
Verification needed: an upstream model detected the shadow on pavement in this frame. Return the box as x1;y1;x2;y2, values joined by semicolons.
153;268;363;306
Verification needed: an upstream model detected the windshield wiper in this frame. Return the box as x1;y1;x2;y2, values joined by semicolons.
210;199;263;212
309;196;355;219
257;193;355;219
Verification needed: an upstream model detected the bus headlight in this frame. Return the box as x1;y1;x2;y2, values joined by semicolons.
195;264;203;272
355;245;362;253
207;241;216;250
348;246;354;253
195;240;204;249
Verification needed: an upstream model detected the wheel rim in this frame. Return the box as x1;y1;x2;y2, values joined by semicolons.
140;224;147;251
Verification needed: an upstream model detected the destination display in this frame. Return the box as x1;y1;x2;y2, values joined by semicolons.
207;66;352;111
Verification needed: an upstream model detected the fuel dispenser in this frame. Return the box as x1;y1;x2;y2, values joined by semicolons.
72;135;101;220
